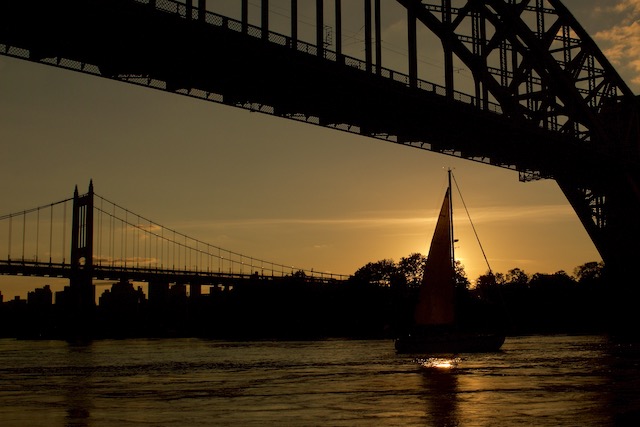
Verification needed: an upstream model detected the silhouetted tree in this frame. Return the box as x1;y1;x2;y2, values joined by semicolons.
351;259;398;287
574;261;605;284
506;268;529;286
454;260;470;290
474;272;498;295
529;271;575;288
397;253;426;288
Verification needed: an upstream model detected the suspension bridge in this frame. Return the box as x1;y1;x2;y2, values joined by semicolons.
1;1;640;317
0;181;345;289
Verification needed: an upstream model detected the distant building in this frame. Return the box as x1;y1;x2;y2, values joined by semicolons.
27;285;53;307
98;279;146;309
54;287;69;306
148;280;170;306
6;296;27;308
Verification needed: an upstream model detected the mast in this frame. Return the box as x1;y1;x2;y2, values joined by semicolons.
448;168;455;272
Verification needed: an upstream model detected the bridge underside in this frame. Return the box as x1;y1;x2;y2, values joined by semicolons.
2;0;640;287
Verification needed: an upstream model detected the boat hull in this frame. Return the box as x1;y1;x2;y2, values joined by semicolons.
394;330;505;354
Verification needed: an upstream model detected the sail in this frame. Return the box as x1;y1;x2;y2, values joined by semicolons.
414;188;456;325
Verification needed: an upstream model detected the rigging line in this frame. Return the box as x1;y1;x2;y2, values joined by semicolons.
451;172;493;274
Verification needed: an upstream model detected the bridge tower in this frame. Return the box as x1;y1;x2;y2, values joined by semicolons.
67;180;96;335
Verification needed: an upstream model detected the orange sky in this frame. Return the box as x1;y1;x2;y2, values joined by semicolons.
1;0;638;299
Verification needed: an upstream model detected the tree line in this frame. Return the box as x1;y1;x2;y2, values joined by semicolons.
0;253;625;340
349;254;612;335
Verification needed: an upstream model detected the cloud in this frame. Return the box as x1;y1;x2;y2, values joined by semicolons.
612;0;640;17
594;1;640;85
173;204;576;232
455;204;576;224
595;0;640;19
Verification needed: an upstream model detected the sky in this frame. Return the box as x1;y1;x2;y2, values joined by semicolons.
1;0;639;299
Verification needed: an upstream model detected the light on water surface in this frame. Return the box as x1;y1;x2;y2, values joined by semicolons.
1;336;639;426
415;357;461;370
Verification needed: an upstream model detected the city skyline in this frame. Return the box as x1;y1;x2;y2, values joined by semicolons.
1;0;638;299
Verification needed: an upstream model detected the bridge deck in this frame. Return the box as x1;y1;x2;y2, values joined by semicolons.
0;260;343;285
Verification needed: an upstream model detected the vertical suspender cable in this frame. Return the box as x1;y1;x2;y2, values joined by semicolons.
98;197;103;266
49;205;53;264
62;202;67;264
36;208;40;262
149;220;153;270
22;211;26;261
136;214;140;269
124;210;127;268
110;204;114;267
7;216;11;261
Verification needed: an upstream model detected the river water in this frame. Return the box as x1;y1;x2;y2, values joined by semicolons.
1;335;639;426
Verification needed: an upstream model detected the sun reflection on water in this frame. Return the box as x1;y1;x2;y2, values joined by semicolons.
414;357;461;370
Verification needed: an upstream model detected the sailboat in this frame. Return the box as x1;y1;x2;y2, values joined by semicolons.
394;169;505;354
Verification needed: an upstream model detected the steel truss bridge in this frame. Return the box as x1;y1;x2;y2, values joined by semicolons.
1;0;639;293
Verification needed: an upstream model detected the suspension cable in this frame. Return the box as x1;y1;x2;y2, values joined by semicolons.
0;197;72;221
91;192;347;279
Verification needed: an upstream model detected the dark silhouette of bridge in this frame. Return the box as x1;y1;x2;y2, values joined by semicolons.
0;180;347;335
2;1;639;317
0;180;344;283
